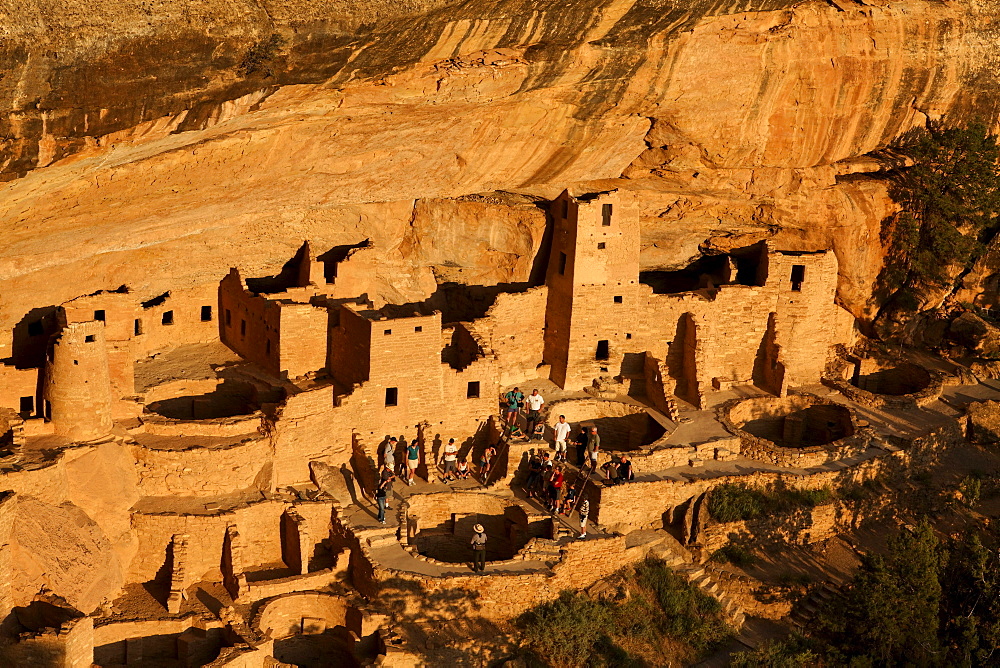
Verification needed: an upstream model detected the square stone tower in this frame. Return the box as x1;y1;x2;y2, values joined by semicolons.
543;189;642;389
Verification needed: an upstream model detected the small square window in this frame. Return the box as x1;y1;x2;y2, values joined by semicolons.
597;243;606;250
414;326;422;333
93;309;106;322
384;329;392;336
73;360;79;365
201;305;213;321
626;333;632;340
467;381;480;399
162;311;174;326
614;295;622;304
84;335;95;343
385;387;398;407
27;320;44;337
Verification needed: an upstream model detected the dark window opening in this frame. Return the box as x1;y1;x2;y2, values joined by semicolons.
596;340;610;360
385;387;398;407
614;295;623;304
134;319;142;336
790;264;806;292
27;320;44;337
597;242;606;250
161;311;174;326
93;309;105;322
558;252;568;275
561;199;569;219
84;335;95;343
415;326;422;333
240;320;246;337
626;333;632;340
640;254;730;294
225;309;232;326
44;400;52;420
73;360;78;365
384;329;392;336
19;396;34;414
201;305;213;321
266;339;271;356
600;366;609;373
602;203;613;226
467;381;480;399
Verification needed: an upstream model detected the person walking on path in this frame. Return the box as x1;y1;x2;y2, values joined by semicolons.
405;439;420;486
376;464;395;524
524;389;545;441
553;415;571;462
578;496;590;539
503;387;524;427
479;445;497;481
382;437;397;471
575;427;588;467
586;426;601;470
440;438;459;481
471;523;488;572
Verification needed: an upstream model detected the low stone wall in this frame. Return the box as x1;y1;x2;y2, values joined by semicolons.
699;502;838;553
139;412;265;438
253;591;353;639
718;394;870;468
129;435;272;497
822;351;944;410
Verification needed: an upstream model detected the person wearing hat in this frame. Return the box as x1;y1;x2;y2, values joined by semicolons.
470;523;488;572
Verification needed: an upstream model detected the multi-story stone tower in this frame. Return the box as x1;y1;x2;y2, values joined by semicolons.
43;320;114;441
543;189;642;389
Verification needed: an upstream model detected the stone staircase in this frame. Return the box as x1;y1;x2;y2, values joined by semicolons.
646;536;747;629
789;580;844;630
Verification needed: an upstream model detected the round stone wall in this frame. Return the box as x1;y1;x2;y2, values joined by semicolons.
547;399;667;451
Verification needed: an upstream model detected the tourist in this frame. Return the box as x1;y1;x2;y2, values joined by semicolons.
375;464;394;524
553;414;571;462
479;444;497;481
578;496;590;539
406;439;420;486
575;426;589;467
397;436;408;476
504;387;524;426
601;459;619;485
618;454;635;483
471;523;488;572
587;426;601;470
548;464;564;513
456;458;470;480
524;389;545;440
561;484;577;516
525;452;543;498
440;437;459;481
382;436;397;471
538;451;553;498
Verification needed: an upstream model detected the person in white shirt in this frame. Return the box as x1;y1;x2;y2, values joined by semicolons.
524;389;545;441
553;414;571;463
440;438;459;481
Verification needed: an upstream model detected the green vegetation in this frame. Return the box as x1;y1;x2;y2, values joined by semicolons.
517;558;731;667
958;474;983;507
238;34;285;78
711;542;756;568
708;483;834;523
875;122;1000;317
767;520;1000;666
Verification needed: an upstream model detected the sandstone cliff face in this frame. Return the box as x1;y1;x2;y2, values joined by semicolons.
0;0;998;327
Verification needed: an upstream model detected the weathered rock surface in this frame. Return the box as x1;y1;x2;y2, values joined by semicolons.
2;0;1000;333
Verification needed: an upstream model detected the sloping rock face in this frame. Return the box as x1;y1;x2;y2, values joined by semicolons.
0;0;999;326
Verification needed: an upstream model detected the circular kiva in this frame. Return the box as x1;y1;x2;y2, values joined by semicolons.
546;399;667;452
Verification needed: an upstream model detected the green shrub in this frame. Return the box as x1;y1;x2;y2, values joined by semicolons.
517;558;732;667
958;475;982;507
708;484;769;522
711;543;756;568
731;635;822;667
